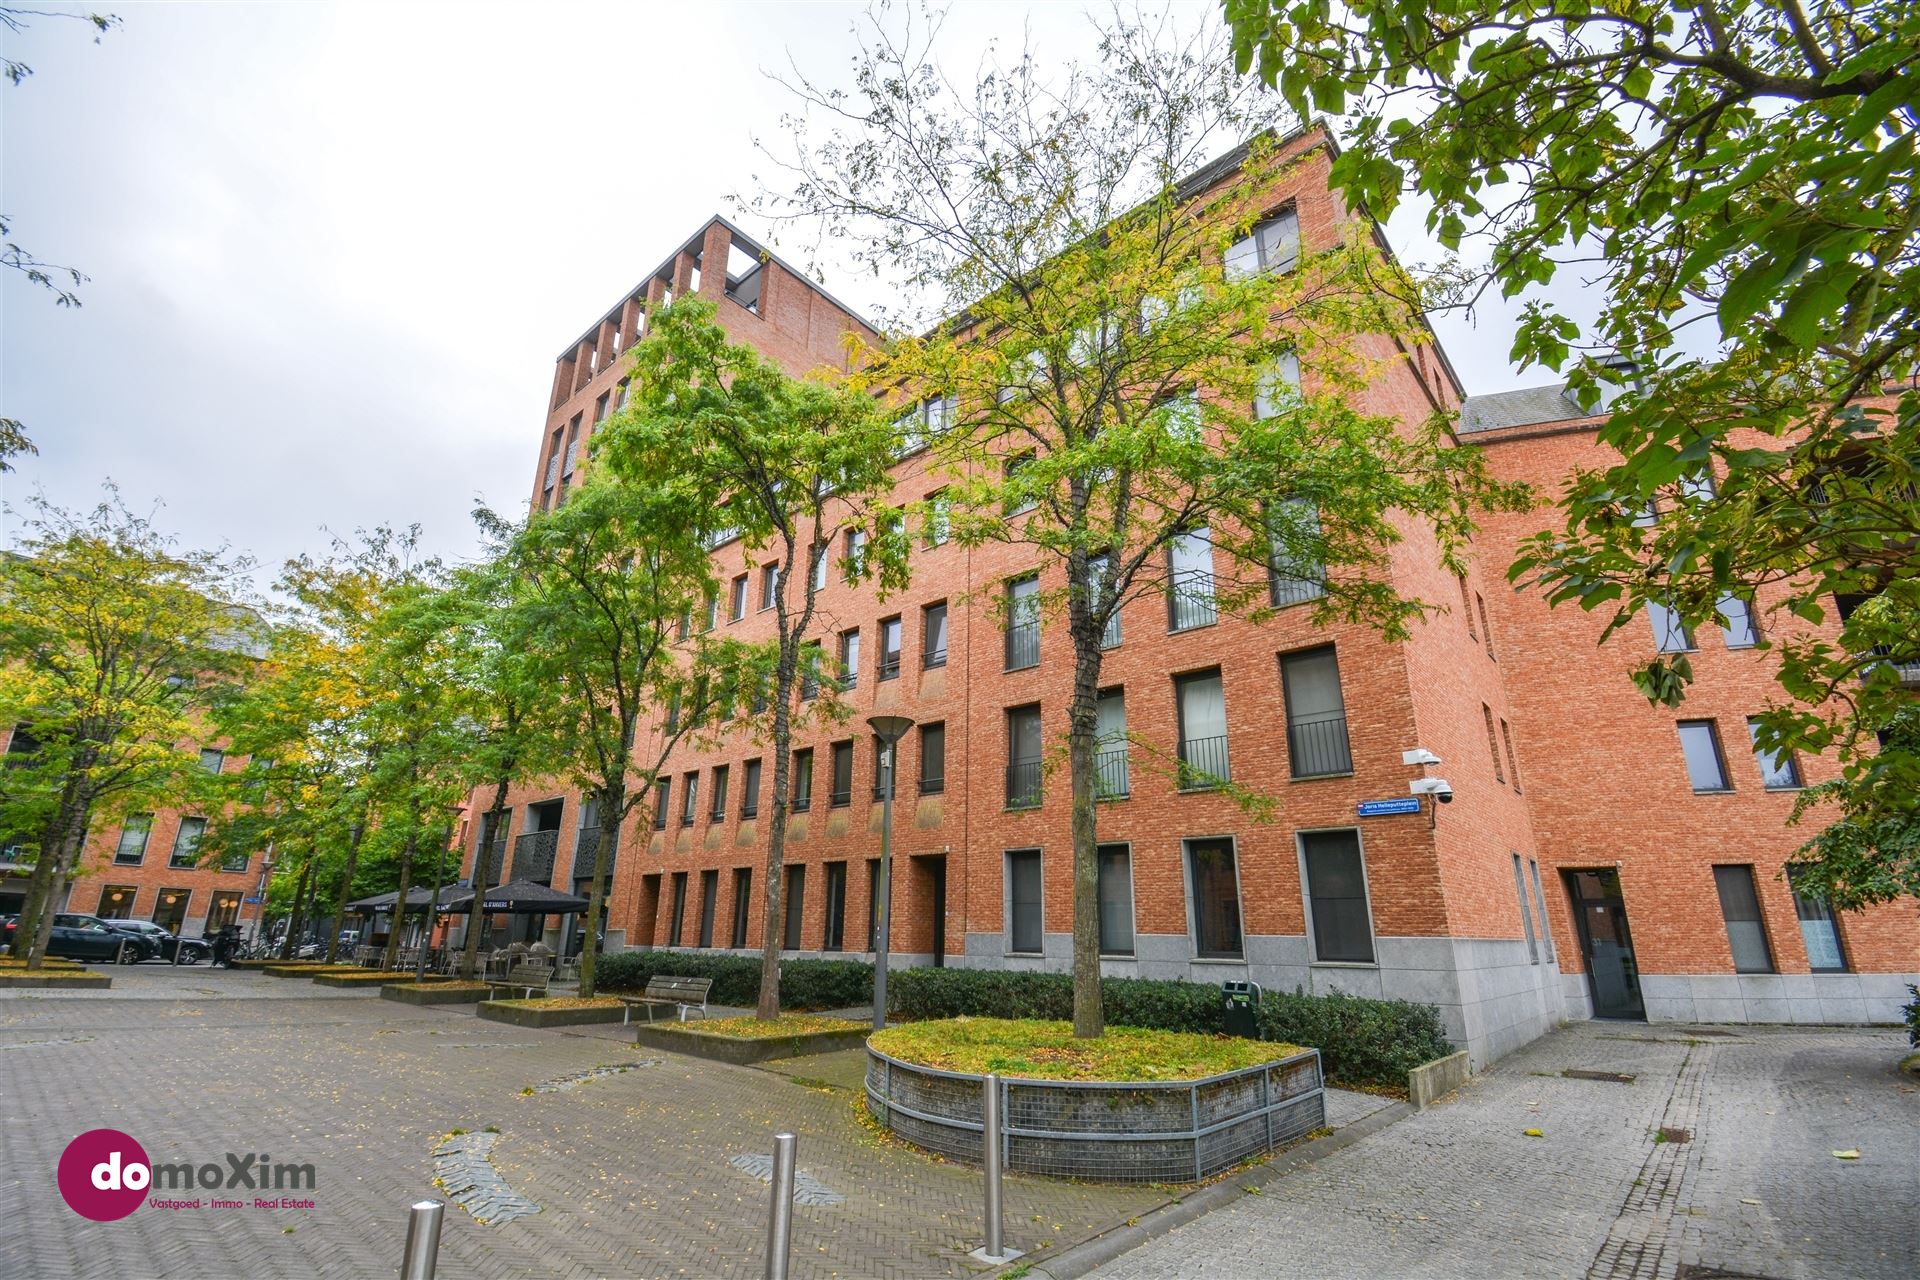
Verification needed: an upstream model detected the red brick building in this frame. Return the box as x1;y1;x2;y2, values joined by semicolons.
465;127;1919;1062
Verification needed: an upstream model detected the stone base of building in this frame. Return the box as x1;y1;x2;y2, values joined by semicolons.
1634;972;1917;1025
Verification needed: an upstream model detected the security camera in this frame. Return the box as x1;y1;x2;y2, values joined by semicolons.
1410;777;1454;803
1402;748;1442;767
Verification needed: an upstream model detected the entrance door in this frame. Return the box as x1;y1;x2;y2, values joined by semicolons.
1566;869;1644;1019
928;856;947;968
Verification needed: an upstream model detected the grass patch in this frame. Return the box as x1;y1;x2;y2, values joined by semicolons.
871;1017;1301;1082
490;995;624;1010
692;1014;864;1040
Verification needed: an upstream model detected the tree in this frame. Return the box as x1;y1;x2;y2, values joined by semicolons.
0;488;252;968
757;9;1519;1036
598;297;906;1020
479;477;723;999
1225;0;1920;906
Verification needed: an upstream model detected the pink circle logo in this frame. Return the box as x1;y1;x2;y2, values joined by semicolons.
57;1128;150;1221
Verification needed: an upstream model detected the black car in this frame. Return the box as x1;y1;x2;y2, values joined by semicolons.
0;913;156;963
106;919;210;964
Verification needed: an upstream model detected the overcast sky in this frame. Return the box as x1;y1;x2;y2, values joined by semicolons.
1;1;1554;585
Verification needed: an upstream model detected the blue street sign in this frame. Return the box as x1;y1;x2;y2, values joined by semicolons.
242;896;263;905
1357;797;1423;817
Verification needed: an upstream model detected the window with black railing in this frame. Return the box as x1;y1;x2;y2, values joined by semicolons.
919;722;945;795
878;616;902;681
1094;747;1131;799
1167;529;1218;631
791;749;813;812
839;629;860;690
923;602;949;668
1006;705;1043;807
741;759;762;818
1174;670;1230;789
1177;734;1231;789
1005;577;1041;670
829;741;854;808
652;780;670;830
1281;646;1353;778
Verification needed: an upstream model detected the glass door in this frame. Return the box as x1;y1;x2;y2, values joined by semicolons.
1566;869;1643;1019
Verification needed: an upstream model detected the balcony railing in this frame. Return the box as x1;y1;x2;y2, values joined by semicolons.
475;838;507;885
1287;711;1353;778
1006;759;1043;809
924;643;948;669
511;829;559;884
920;772;945;796
1177;735;1231;790
571;829;610;881
877;650;901;681
792;791;811;813
829;783;852;808
1270;566;1325;607
1094;748;1130;799
1101;613;1122;650
1005;622;1040;671
1168;576;1219;631
800;668;820;700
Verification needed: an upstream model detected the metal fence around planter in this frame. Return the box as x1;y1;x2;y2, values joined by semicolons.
865;1045;1325;1183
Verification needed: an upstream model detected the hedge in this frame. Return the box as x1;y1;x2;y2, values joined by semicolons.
594;950;872;1011
885;968;1451;1088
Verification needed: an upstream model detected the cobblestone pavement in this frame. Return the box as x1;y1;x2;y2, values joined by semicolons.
0;966;1373;1279
1089;1021;1920;1280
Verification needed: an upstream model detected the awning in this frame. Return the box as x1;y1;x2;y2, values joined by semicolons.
344;885;467;914
435;879;590;915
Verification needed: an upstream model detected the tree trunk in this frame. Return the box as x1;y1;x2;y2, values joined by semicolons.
460;783;512;980
1068;627;1106;1039
578;780;623;999
9;846;56;961
417;822;454;982
381;829;419;972
756;638;801;1020
323;817;368;964
24;822;86;970
278;855;312;960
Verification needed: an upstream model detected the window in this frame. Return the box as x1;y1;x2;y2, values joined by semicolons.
1300;830;1373;963
1482;704;1505;783
1167;528;1217;631
844;528;867;582
1713;865;1775;973
1281;646;1352;778
698;869;719;948
926;490;951;546
839;629;860;689
829;741;854;808
96;885;137;920
799;641;822;701
653;778;670;830
729;574;748;623
1224;208;1300;278
709;765;730;822
897;395;953;453
1267;499;1325;606
703;590;720;632
1005;705;1043;808
1095;689;1129;799
783;865;806;949
731;868;752;948
1160;390;1203;443
169;816;207;869
1648;600;1694;652
1175;669;1230;789
199;748;225;775
1512;854;1538;962
810;541;829;592
1528;860;1555;961
1005;576;1040;670
791;752;814;809
918;722;946;795
114;816;152;866
220;844;249;873
1787;865;1848;972
151;889;189;934
667;872;687;947
741;758;763;818
1186;838;1245;959
1253;352;1301;419
823;861;848;951
1006;850;1043;954
1475;593;1494;659
877;616;902;681
1719;595;1758;648
1097;844;1134;956
1747;719;1802;790
760;564;779;611
1004;452;1038;516
681;772;698;826
1678;720;1732;792
1501;720;1522;792
1087;553;1121;648
922;602;949;669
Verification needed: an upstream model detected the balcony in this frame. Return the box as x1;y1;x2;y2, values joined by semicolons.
1005;622;1040;671
475;838;507;885
1006;759;1043;809
1094;748;1130;799
1168;575;1218;631
511;829;559;884
1287;712;1353;778
571;829;611;881
1177;735;1231;790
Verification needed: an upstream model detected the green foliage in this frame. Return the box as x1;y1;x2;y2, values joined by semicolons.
884;968;1450;1088
872;1017;1297;1082
1903;985;1918;1049
593;950;874;1011
1224;0;1920;907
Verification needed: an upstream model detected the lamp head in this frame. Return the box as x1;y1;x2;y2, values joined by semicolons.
866;714;915;745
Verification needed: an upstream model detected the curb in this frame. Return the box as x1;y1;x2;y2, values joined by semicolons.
1021;1100;1414;1280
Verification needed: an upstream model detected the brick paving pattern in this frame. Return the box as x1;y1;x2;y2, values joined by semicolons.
1090;1022;1919;1280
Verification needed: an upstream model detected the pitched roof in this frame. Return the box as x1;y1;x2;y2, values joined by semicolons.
1458;381;1590;434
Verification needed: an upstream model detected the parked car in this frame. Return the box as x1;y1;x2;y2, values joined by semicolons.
105;919;209;964
337;928;359;947
1;913;154;963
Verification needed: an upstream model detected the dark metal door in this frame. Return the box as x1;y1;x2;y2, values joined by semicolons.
930;857;947;968
1566;869;1644;1019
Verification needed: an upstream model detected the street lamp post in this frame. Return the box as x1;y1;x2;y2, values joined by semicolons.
866;714;914;1033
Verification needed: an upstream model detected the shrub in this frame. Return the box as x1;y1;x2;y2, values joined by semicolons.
1904;984;1918;1048
885;967;1451;1088
594;950;872;1011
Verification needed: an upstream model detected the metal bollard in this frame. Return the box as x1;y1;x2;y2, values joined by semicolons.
765;1132;797;1280
969;1073;1023;1265
400;1199;444;1280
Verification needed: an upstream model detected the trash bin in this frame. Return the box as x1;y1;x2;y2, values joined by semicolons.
1222;980;1261;1039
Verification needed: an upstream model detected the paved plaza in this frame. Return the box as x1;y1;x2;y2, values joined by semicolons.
3;967;1914;1280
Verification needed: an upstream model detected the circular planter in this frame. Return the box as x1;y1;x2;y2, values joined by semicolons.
865;1044;1325;1184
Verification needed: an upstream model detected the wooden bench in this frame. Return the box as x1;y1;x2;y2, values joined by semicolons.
619;976;713;1024
486;964;554;1000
